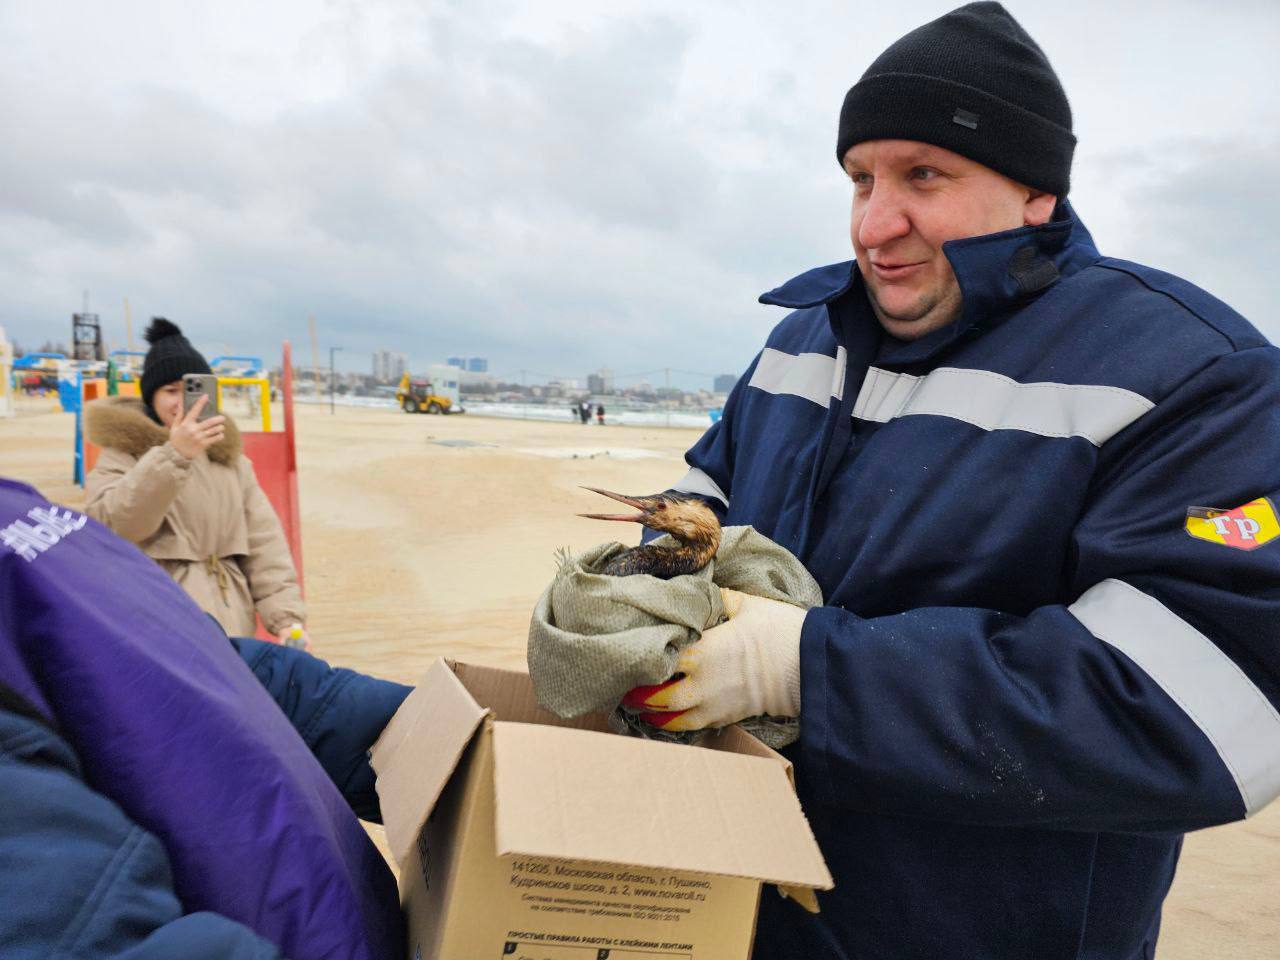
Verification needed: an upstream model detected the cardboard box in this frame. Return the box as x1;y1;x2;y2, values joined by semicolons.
371;658;833;960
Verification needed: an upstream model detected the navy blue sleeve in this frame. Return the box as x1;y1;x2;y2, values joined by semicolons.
230;638;412;822
799;347;1280;833
640;353;760;545
0;704;283;960
683;352;759;515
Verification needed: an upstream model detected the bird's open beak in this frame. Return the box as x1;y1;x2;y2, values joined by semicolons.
578;487;651;523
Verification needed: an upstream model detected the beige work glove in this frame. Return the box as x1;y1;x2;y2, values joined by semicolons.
623;588;805;731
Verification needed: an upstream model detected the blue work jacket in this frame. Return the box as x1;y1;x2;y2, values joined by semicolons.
669;205;1280;959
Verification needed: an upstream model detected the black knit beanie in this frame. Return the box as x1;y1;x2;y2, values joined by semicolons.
836;2;1075;196
140;318;212;409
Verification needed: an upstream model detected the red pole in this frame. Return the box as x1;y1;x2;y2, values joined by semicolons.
281;341;304;591
283;341;296;472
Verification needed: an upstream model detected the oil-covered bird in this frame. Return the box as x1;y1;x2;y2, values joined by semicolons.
579;487;721;578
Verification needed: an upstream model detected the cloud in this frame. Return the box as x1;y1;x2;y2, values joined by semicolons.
0;4;769;379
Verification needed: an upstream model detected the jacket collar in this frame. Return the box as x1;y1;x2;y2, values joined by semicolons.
759;201;1100;366
84;395;241;464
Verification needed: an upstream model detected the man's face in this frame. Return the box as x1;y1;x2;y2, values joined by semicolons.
843;139;1057;340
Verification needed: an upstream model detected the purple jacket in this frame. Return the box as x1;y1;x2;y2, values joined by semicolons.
0;478;402;959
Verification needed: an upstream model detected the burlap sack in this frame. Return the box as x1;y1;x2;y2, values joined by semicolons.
527;526;822;748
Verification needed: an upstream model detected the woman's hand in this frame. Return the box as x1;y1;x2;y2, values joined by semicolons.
169;395;226;459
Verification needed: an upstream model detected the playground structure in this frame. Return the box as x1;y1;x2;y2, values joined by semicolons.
209;355;268;427
5;313;146;411
0;327;13;418
79;343;304;642
11;351;67;401
108;349;146;379
72;312;105;362
61;368;132;485
235;344;303;625
209;355;263;377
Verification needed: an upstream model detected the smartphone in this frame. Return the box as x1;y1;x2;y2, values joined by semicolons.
182;374;220;421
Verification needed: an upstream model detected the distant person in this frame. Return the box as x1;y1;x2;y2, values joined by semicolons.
84;318;308;645
596;403;605;425
579;398;591;424
1;476;407;959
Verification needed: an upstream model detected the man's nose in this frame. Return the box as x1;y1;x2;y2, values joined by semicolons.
856;183;911;250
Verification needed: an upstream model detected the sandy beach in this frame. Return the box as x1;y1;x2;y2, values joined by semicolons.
3;398;1276;957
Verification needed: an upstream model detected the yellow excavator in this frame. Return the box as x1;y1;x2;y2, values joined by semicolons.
396;372;453;414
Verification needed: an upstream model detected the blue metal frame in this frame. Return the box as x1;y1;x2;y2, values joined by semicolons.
13;352;67;369
209;355;263;376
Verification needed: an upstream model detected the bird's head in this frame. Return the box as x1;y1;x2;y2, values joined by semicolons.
579;487;719;545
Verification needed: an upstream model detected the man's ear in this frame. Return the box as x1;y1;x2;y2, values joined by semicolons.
1025;191;1057;226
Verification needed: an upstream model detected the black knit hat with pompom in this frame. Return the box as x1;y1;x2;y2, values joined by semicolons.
140;317;212;409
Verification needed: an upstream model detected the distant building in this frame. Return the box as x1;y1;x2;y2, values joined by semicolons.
466;357;488;373
546;379;579;397
714;374;737;394
456;369;497;389
372;349;407;384
587;367;614;395
447;356;465;368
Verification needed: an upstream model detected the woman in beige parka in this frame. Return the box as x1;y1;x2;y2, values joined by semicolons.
85;318;307;643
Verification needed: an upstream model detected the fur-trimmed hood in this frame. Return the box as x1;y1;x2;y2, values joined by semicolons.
85;395;241;464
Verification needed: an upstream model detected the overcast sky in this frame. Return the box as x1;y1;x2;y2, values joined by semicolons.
2;0;1277;388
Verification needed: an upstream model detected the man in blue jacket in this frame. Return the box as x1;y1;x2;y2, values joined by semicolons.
0;476;411;959
626;4;1280;958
